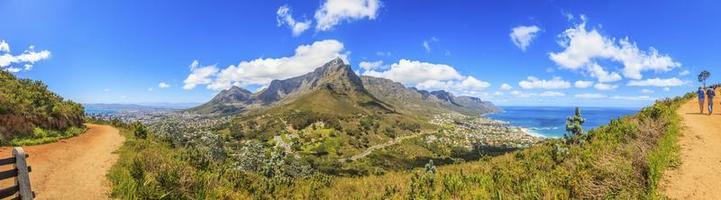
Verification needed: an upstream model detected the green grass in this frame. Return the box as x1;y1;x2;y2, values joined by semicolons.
299;93;693;199
106;93;693;199
6;126;86;146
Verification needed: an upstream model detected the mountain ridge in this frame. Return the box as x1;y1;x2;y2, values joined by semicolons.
186;58;498;116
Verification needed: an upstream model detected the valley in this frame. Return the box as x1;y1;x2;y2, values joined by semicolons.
96;59;539;175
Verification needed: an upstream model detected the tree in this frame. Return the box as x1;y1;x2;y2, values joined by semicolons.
565;107;585;137
130;121;148;139
699;70;711;88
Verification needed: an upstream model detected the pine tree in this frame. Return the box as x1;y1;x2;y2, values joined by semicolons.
565;107;585;138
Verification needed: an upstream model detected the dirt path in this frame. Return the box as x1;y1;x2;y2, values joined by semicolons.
662;89;721;199
0;124;123;200
339;132;427;162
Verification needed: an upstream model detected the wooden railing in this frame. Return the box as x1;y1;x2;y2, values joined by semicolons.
0;147;33;200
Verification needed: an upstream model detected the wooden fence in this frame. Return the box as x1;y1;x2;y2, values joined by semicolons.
0;147;33;200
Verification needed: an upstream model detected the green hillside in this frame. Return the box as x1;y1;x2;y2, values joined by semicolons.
107;85;693;199
0;70;85;145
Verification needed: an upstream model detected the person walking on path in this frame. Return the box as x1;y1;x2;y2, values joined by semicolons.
707;87;716;115
698;87;706;114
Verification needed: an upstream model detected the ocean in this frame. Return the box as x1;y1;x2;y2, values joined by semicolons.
487;106;639;138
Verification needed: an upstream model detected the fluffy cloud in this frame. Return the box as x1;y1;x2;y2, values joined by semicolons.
588;63;622;82
314;0;381;31
641;89;654;94
363;59;490;96
518;76;571;90
277;5;312;36
359;60;383;71
549;16;680;80
0;42;51;72
538;91;565;97
510;25;541;51
574;93;607;99
363;59;463;84
627;77;686;87
183;60;219;90
574;80;593;88
183;40;349;91
158;82;171;89
500;83;513;90
594;83;618;90
415;76;490;96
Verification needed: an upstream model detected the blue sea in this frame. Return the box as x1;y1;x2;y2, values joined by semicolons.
487;106;639;138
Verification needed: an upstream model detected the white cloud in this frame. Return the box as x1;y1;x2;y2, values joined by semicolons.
0;42;51;72
538;91;565;97
183;60;220;90
518;76;571;90
6;67;21;73
611;95;656;101
627;77;686;87
664;87;670;92
158;82;171;89
510;90;534;98
574;80;593;88
147;87;154;92
363;59;462;85
363;59;491;96
0;40;9;53
184;40;349;91
359;60;383;71
641;89;654;94
588;63;622;82
510;25;541;51
575;93;607;99
549;16;680;80
594;83;618;90
679;70;690;76
415;76;490;96
494;91;503;96
277;5;312;36
314;0;381;31
500;83;513;90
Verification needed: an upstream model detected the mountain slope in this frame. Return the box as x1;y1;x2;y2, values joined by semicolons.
186;86;253;114
360;76;499;116
0;70;85;141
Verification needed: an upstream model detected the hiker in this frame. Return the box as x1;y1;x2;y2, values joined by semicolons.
707;86;716;115
698;87;706;114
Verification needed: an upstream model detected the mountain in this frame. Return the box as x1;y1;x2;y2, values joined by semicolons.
186;86;253;114
187;58;393;115
188;58;498;117
360;76;500;116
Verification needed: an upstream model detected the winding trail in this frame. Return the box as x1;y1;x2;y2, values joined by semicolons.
339;132;427;162
0;124;123;200
662;88;721;199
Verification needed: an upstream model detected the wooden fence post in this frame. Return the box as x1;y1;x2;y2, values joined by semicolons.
12;147;32;200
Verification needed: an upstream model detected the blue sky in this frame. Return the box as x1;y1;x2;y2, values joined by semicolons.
1;0;719;107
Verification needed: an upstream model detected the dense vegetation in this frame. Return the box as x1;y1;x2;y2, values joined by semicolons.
0;70;85;145
107;90;692;199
